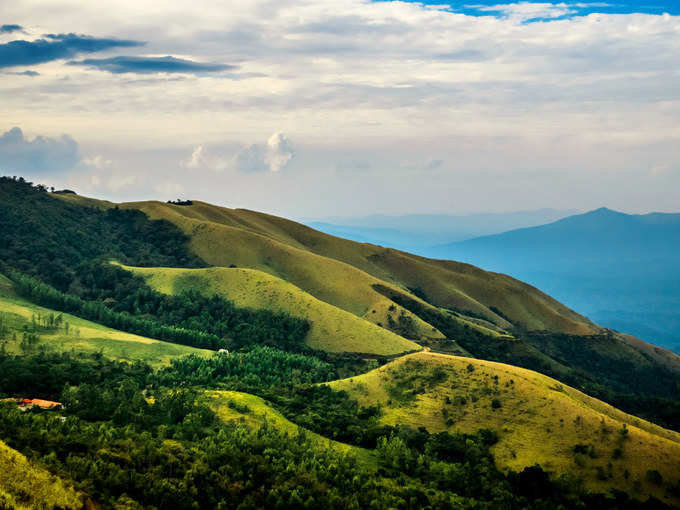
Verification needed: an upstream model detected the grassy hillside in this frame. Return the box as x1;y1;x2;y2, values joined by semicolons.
330;352;680;504
208;390;375;466
124;265;423;356
0;274;211;367
124;200;595;335
0;438;82;509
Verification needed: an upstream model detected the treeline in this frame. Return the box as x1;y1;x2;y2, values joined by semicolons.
6;269;225;350
71;262;310;351
0;176;311;352
0;351;673;509
0;176;205;292
374;284;680;433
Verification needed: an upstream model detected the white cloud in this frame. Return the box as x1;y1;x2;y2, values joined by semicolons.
184;145;207;169
2;1;679;214
264;132;294;173
83;154;112;169
184;132;294;174
0;126;79;174
473;2;576;22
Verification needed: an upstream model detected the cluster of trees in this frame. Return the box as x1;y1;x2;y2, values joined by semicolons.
0;176;204;292
0;350;672;509
7;270;226;350
0;176;311;352
373;283;680;433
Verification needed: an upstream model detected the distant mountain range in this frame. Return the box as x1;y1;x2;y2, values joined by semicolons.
425;208;680;352
304;209;578;251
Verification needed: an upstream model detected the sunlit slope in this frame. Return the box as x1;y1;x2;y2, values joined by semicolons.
121;201;447;340
124;265;423;355
0;274;212;366
208;390;375;466
330;352;680;504
123;200;597;335
0;439;82;509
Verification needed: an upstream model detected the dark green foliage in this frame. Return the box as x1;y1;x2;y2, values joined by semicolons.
0;177;310;352
646;470;663;486
155;346;337;389
0;176;204;292
0;351;672;510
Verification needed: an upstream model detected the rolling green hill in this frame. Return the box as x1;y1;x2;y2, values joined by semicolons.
0;274;212;367
123;265;423;355
208;390;375;466
0;180;678;508
124;200;597;336
330;351;680;505
0;438;82;509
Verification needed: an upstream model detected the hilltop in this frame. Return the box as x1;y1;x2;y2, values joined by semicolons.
1;178;680;508
50;190;680;429
330;351;680;504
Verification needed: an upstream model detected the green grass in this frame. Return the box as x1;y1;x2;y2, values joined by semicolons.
122;264;424;356
207;390;376;467
330;352;680;505
0;437;82;509
0;275;212;367
123;199;598;336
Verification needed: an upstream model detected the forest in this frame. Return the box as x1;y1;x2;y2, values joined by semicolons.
0;176;679;508
0;349;674;510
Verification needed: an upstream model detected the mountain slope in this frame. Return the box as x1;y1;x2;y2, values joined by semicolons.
330;351;680;504
0;439;82;509
122;200;598;336
0;274;211;366
208;390;375;465
305;209;578;250
123;265;423;355
428;208;680;351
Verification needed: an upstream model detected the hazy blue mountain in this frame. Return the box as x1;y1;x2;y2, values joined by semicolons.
304;209;578;250
426;208;680;352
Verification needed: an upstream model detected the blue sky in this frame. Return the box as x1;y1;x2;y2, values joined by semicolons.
0;0;679;216
382;1;680;17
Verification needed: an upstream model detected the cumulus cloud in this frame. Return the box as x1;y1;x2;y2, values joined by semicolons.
70;55;234;74
236;133;294;173
185;145;207;169
0;33;143;69
184;133;295;173
182;145;229;172
0;126;80;174
264;132;294;173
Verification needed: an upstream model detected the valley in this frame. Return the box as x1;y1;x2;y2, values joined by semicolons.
1;177;679;508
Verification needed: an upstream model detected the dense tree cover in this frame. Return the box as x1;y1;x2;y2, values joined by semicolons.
0;176;204;291
0;177;310;352
6;268;309;351
0;351;672;510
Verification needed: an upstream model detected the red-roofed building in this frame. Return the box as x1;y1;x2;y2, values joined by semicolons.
19;398;62;410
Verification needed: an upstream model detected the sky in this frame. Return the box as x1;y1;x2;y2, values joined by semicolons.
1;0;679;218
